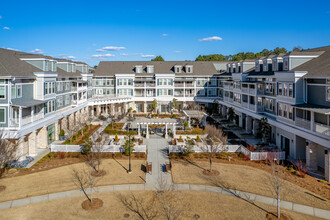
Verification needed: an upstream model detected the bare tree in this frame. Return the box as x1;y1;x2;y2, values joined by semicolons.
117;192;158;220
82;139;105;177
0;131;20;181
157;176;188;220
199;125;228;173
72;167;97;203
267;154;286;218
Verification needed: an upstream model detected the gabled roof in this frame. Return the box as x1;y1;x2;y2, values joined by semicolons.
292;46;330;77
94;61;219;76
0;49;40;77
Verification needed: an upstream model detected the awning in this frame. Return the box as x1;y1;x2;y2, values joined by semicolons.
294;103;330;115
12;99;47;108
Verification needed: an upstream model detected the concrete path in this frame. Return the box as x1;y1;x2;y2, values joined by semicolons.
145;136;172;189
0;183;329;219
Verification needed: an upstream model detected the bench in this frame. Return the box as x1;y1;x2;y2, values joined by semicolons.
165;162;172;172
146;162;152;174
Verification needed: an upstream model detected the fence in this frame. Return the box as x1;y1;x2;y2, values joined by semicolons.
50;144;146;153
168;144;285;161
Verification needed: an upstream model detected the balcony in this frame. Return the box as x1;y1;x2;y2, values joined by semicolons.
241;87;248;93
71;86;77;91
175;83;184;87
295;117;311;130
257;89;265;95
174;94;184;97
249;88;256;95
186;83;194;87
242;102;248;108
314;122;330;137
146;83;155;87
135;83;145;87
135;93;145;97
249;104;256;111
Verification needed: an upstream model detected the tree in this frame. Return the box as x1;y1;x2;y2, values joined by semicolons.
261;49;272;56
151;56;164;61
172;98;178;111
227;107;236;122
82;139;105;176
258;117;270;143
267;154;286;218
117;192;158;220
0;132;20;191
199;125;227;173
93;65;98;69
273;47;287;55
124;131;135;156
292;46;303;52
71;166;102;209
152;99;157;113
183;121;189;130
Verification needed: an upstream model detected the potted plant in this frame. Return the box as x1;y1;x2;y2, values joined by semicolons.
114;133;119;144
59;129;65;141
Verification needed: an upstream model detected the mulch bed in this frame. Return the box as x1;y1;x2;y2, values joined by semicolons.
266;213;292;220
81;198;103;210
66;124;101;145
0;185;6;192
202;169;219;176
92;170;106;177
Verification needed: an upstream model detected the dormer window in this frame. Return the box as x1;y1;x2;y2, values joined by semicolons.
238;66;241;73
284;59;289;70
147;65;154;73
174;65;182;73
255;62;260;72
272;60;277;71
185;65;193;73
263;60;268;72
135;65;143;73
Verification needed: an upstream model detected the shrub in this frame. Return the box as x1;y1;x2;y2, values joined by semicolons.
294;160;307;178
115;133;119;142
178;136;184;142
243;155;250;161
59;129;65;136
59;152;66;159
171;114;176;118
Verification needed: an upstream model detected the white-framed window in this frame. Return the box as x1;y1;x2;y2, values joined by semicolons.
57;96;63;107
147;65;154;73
135;66;143;73
0;86;5;99
11;85;16;99
278;103;293;120
65;95;70;105
16;85;22;98
65;82;70;90
0;107;5;123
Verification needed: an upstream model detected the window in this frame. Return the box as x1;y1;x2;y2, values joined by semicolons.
284;59;289;70
278;83;283;95
289;84;293;97
17;85;22;98
278;103;282;116
0;86;5;99
135;66;142;73
65;82;70;90
0;108;5;123
147;66;154;73
289;106;293;119
11;85;16;98
327;87;330;101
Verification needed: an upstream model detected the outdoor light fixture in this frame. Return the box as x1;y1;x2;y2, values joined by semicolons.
127;122;132;173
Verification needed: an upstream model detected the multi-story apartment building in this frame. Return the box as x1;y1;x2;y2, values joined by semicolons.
0;46;329;181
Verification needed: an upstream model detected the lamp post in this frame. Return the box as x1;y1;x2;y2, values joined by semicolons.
127;122;132;173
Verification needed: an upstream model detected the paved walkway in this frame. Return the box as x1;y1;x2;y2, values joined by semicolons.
145;135;172;189
0;183;329;219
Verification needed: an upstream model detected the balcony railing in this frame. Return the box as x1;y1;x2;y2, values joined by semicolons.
146;83;155;87
175;83;184;87
249;104;256;111
135;93;145;97
295;117;311;130
174;94;184;97
186;83;194;87
242;102;248;108
241;87;248;93
135;83;145;87
314;122;330;137
257;89;265;95
249;88;256;95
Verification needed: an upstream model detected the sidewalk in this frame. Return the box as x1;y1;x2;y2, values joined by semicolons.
145;137;172;189
0;183;329;219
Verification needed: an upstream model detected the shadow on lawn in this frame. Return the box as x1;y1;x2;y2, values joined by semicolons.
200;173;275;217
113;158;128;172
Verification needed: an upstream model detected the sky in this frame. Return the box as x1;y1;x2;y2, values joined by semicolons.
0;0;330;66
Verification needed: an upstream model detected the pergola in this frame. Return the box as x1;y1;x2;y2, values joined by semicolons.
183;110;207;127
133;118;178;139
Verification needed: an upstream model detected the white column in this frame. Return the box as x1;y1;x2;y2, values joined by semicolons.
28;131;37;156
31;106;34;122
138;124;141;136
146;124;149;139
306;141;318;171
325;149;330;182
165;123;168;139
311;111;315;131
173;124;176;136
18;106;22;129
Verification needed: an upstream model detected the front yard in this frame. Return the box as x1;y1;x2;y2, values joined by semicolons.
171;159;330;210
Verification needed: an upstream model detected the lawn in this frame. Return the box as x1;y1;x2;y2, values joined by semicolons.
0;159;146;202
103;122;137;135
171;160;330;211
0;191;321;220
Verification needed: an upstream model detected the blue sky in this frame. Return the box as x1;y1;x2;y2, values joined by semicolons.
0;0;330;66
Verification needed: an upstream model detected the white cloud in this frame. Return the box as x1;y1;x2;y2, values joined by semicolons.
174;51;182;53
120;53;138;56
57;54;77;60
3;27;10;30
89;54;115;60
141;54;155;58
199;36;222;42
6;48;19;51
162;34;168;37
0;16;2;19
96;46;126;52
30;48;44;54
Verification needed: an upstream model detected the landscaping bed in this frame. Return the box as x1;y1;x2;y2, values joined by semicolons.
1;152;146;178
63;124;101;145
103;122;137;135
176;127;207;135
